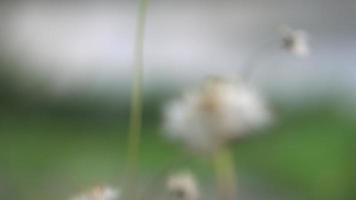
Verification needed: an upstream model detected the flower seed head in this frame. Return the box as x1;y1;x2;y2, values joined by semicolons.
167;172;200;200
163;77;271;153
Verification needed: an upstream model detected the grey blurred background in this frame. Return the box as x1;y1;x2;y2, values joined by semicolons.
0;0;355;101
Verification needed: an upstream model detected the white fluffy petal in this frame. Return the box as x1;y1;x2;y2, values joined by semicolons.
163;78;272;152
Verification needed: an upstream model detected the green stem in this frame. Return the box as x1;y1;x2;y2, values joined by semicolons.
126;0;149;199
213;146;238;200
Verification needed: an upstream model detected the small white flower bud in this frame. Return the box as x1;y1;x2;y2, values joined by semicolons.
71;185;120;200
167;172;200;200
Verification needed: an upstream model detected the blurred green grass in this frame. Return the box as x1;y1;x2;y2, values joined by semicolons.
0;104;354;200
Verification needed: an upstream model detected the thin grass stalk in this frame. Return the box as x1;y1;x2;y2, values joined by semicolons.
242;40;275;82
126;0;149;199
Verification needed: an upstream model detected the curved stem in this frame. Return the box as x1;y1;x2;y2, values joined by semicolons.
241;40;275;83
213;146;237;200
126;0;149;199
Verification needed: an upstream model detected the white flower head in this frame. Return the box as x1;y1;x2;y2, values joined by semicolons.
280;25;310;58
167;172;200;200
163;77;271;152
71;185;120;200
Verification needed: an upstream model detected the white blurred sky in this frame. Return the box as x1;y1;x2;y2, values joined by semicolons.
0;0;355;97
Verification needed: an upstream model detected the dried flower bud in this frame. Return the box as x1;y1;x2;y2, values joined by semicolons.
280;26;310;57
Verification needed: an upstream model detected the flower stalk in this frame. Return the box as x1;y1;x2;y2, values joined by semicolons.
213;146;237;200
242;40;275;82
126;0;149;199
